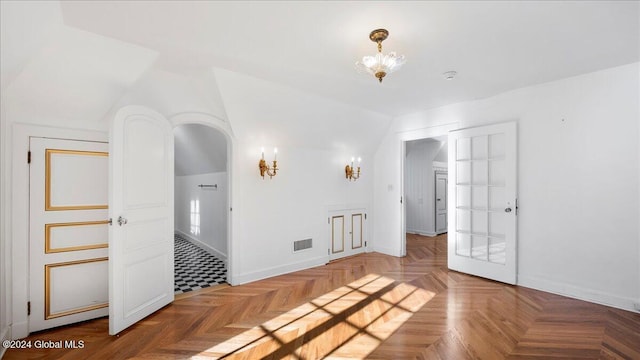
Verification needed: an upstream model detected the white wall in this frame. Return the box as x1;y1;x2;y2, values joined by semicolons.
404;139;442;236
214;68;389;284
175;172;228;260
232;144;374;283
374;62;640;312
0;84;8;350
1;1;66;345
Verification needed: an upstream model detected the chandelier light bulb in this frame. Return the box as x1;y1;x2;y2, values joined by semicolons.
355;28;406;83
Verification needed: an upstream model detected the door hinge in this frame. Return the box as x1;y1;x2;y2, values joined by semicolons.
515;198;519;216
27;301;31;316
400;196;403;204
365;241;367;247
328;217;330;224
328;249;330;255
27;151;31;164
364;213;367;220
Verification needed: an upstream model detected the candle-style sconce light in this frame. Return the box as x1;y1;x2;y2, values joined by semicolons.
259;147;278;179
345;157;361;181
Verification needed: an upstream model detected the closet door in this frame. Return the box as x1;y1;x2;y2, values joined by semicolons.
329;209;366;261
330;214;345;258
29;138;109;332
435;172;448;234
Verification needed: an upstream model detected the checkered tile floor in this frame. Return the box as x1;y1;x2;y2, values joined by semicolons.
174;234;227;294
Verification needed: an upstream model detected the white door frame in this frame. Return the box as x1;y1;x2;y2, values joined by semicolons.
9;112;236;339
10;123;108;339
169;112;236;285
398;123;459;257
434;170;448;235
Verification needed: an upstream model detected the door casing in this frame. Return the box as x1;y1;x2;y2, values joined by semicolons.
10;113;236;339
10;124;108;339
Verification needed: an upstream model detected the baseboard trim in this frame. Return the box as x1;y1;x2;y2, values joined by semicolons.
1;325;10;356
175;230;227;262
407;230;437;237
234;256;328;285
518;274;639;313
10;321;28;340
372;245;402;257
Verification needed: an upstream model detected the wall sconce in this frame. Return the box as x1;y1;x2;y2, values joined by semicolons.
259;147;278;179
345;157;361;181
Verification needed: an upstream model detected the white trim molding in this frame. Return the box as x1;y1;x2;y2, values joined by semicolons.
234;256;328;285
518;274;640;313
406;230;437;237
175;229;227;262
10;123;107;339
0;326;10;358
169;112;236;285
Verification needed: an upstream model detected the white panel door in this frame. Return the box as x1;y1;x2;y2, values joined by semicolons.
331;215;345;256
29;137;109;332
435;172;448;234
109;105;174;335
448;122;517;284
329;210;366;261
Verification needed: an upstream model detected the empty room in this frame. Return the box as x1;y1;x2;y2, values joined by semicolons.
1;1;639;359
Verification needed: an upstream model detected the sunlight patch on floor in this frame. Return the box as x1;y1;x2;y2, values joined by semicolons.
196;273;435;359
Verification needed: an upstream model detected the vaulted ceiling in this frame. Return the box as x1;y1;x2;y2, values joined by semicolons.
1;1;638;170
57;1;639;116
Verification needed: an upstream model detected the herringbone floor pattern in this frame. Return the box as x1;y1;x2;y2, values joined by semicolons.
5;234;640;359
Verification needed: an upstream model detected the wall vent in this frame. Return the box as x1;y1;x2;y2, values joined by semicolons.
294;238;312;252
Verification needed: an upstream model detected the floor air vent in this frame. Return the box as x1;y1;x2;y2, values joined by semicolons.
294;238;312;252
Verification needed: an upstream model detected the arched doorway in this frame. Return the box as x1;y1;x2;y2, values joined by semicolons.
171;112;235;290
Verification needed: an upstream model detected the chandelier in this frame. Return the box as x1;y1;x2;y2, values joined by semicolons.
356;28;406;83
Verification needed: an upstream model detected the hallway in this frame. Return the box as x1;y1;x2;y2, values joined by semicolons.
174;234;226;294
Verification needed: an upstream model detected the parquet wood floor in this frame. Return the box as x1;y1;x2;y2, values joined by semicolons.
5;234;640;359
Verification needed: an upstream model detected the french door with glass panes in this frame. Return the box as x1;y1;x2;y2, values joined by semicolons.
448;122;517;284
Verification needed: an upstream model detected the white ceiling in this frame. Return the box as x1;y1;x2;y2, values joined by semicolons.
174;123;228;176
59;1;639;117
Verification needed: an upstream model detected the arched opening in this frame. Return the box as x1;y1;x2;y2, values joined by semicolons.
171;115;233;293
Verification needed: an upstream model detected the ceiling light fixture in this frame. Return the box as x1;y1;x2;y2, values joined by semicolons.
356;28;406;83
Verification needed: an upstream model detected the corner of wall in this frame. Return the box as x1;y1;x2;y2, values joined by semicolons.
1;95;10;345
637;61;640;309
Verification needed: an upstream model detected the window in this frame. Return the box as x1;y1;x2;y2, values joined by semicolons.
190;199;200;235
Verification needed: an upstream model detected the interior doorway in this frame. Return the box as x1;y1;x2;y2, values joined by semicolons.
173;124;229;294
403;136;449;238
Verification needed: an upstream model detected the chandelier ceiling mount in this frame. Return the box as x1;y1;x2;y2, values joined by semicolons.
356;28;405;83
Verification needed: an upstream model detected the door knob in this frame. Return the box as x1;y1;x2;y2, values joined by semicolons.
505;207;512;213
118;216;128;226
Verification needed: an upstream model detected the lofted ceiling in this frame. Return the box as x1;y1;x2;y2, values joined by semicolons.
174;123;228;176
58;1;639;117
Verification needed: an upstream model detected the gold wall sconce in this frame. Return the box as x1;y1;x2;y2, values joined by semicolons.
259;147;278;179
345;157;361;181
